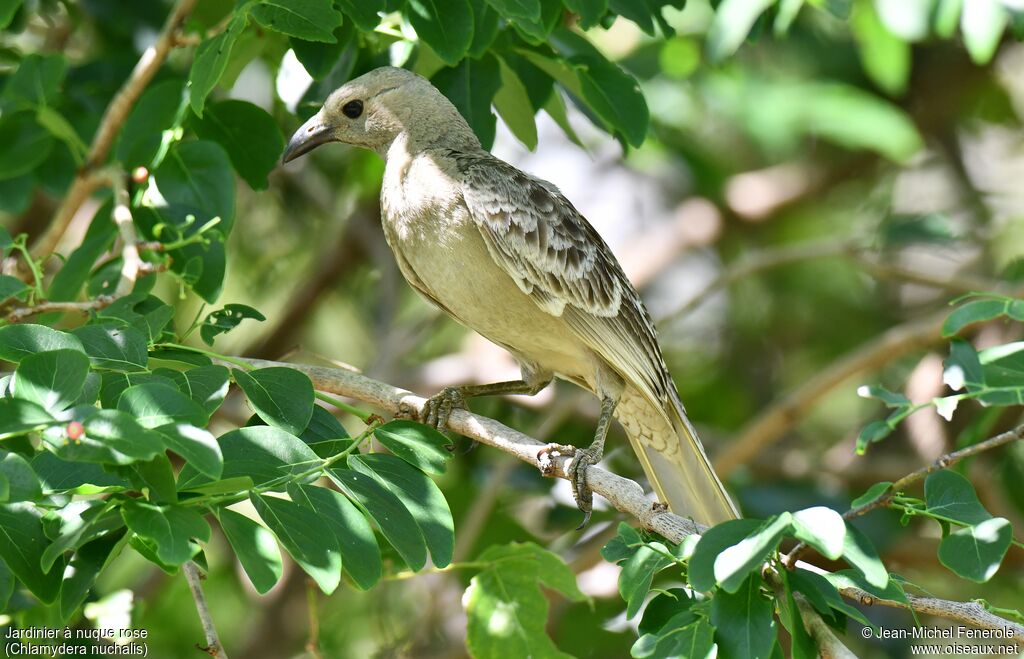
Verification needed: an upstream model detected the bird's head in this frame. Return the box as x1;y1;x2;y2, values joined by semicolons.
282;66;477;162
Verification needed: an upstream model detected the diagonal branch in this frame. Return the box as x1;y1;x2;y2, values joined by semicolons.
243;357;1024;641
183;562;229;658
714;308;949;478
31;0;198;259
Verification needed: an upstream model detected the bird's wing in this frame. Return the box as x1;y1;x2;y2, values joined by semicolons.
453;152;675;411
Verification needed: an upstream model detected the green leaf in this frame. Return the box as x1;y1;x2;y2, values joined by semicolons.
602;522;644;564
47;217;117;304
0;324;84;363
0;111;53;179
943;298;1017;337
637;587;693;636
791;567;876;629
99;294;175;345
943;339;985;392
336;0;384;31
688;518;761;592
250;0;343;42
251;493;341;594
714;513;793;593
40;504;124;572
468;0;499;58
0;274;30;303
59;531;125;622
0;452;41;502
36;106;86;163
856;420;894;454
191;100;284;190
179;425;319;490
619;540;675;619
54;409;167;465
851;481;892;508
116;79;185;168
925;470;992;526
153;140;236;231
217;508;283;594
0;503;65;603
0;398;54;440
562;0;606;28
485;0;540;22
71;324;149;372
857;384;911;408
233;367;315;436
842;523;888;589
779;570;817;659
2;53;65;107
800;83;922;162
287;483;381;590
408;0;474;66
291;24;354;79
961;0;1008;64
373;420;452;474
200;304;266;345
710;573;776;659
122;501;211;566
632;611;716;659
0;0;23;29
329;467;427;571
156;423;223;480
12;349;90;413
706;0;775;61
432;55;502;149
189;14;247;116
117;382;209;429
851;0;910;95
159;365;231;415
937;517;1012;582
299;405;351;444
464;542;586;659
791;507;846;560
350;453;454;569
30;451;128;493
550;29;649;147
494;56;538;150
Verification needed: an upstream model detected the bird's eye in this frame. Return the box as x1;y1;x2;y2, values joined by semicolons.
342;100;363;119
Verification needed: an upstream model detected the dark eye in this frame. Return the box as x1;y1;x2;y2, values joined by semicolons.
342;100;363;119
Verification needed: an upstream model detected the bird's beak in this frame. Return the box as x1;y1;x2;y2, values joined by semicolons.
283;113;334;163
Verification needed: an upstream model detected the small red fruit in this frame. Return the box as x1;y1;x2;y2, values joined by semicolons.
66;421;85;441
131;166;149;184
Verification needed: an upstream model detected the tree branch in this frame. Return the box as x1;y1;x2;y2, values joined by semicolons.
183;562;229;658
714;308;949;478
108;168;143;297
31;0;198;259
5;297;114;323
242;357;1024;641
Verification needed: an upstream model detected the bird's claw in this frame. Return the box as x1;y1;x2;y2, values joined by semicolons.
537;442;597;529
421;386;465;430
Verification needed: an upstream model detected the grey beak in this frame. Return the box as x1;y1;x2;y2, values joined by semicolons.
283;113;333;163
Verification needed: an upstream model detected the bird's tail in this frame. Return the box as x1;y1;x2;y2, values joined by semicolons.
615;386;738;525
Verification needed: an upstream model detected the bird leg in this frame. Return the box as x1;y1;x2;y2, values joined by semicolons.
421;379;550;429
540;395;618;529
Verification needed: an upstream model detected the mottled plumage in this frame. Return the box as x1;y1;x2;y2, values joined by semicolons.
283;67;738;525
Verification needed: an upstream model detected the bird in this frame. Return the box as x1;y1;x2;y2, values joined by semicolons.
282;66;738;526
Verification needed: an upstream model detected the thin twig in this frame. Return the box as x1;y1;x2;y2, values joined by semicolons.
31;0;199;259
241;357;1024;640
6;297;114;323
657;238;1004;325
183;562;229;658
715;308;949;478
795;595;858;659
786;423;1024;567
108;168;143;297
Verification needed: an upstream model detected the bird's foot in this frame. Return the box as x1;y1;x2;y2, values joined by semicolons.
536;442;598;530
421;386;465;430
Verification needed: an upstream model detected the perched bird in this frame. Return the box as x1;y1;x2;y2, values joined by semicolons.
283;66;738;526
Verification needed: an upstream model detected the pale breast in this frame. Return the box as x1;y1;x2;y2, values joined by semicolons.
379;149;597;386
